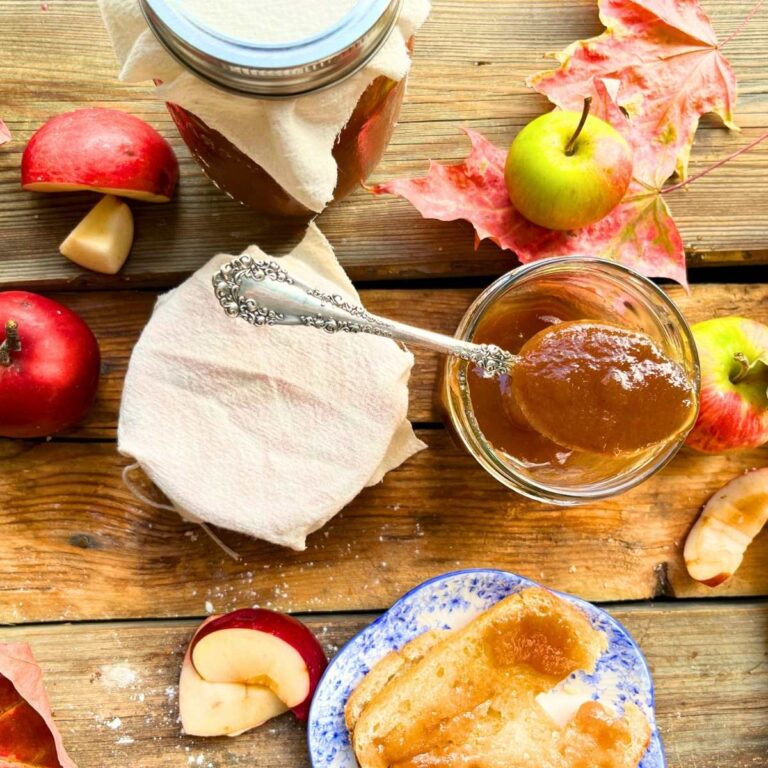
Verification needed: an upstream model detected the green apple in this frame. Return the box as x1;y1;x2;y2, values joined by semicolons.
504;98;633;231
686;316;768;452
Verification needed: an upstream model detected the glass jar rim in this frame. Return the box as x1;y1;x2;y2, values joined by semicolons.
140;0;403;98
443;257;701;505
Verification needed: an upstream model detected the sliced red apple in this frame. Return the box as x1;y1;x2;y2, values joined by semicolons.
179;620;288;737
684;468;768;586
190;608;328;722
59;195;134;274
22;108;178;202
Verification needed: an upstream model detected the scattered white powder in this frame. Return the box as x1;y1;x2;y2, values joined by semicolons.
116;736;135;745
106;717;122;730
205;600;214;613
101;664;138;688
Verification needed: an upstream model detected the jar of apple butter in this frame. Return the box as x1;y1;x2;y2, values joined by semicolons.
137;0;419;216
442;259;700;504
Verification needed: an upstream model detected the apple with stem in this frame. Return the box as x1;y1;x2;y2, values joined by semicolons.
179;609;328;737
504;97;633;231
0;292;100;438
686;316;768;452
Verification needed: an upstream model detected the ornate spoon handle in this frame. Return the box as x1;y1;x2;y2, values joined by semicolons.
212;255;516;376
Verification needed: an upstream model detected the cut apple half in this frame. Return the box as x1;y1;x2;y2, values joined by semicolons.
188;609;328;727
684;468;768;586
59;195;134;275
22;108;178;202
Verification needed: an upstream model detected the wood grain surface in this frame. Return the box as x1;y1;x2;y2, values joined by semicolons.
51;282;768;437
0;604;765;768
0;435;765;622
1;0;768;290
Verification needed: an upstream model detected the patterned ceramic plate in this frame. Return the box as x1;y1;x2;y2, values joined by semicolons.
308;569;665;768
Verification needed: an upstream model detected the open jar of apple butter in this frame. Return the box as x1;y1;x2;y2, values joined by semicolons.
138;0;416;217
442;258;700;504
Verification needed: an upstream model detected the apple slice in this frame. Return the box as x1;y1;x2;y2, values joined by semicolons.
59;195;134;274
684;468;768;587
190;608;328;722
179;620;288;737
22;108;178;202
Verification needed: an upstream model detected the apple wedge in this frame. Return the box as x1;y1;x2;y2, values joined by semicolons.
179;619;288;737
59;195;134;275
684;468;768;586
184;609;328;732
22;108;178;202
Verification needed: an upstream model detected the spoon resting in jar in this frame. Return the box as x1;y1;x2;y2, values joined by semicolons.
212;256;697;456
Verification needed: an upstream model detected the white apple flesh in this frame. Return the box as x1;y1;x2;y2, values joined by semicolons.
179;621;288;737
686;317;768;452
505;98;633;231
684;468;768;586
59;195;134;274
188;608;328;725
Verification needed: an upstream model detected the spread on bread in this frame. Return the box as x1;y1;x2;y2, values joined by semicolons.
345;587;651;768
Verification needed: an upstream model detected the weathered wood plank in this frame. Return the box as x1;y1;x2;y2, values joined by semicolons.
49;282;768;437
0;603;765;767
0;434;765;623
1;0;767;291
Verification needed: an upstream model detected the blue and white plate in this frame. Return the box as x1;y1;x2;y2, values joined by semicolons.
308;569;665;768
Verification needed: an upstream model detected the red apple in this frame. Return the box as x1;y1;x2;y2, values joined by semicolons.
505;98;633;231
189;609;328;724
22;108;178;202
686;317;768;452
0;292;100;438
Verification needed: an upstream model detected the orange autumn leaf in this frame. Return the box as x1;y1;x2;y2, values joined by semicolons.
372;80;687;285
0;644;78;768
0;120;10;146
530;0;740;186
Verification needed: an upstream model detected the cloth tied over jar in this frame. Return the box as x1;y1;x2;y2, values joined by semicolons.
98;0;431;213
118;224;425;550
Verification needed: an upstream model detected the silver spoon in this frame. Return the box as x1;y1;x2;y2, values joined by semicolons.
211;255;515;376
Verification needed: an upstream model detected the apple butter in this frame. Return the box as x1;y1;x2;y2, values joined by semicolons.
466;291;697;486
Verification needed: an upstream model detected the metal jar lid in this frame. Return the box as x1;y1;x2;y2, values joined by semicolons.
139;0;404;98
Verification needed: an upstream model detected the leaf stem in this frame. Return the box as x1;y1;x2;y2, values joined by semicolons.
565;97;592;156
719;0;765;48
661;130;768;195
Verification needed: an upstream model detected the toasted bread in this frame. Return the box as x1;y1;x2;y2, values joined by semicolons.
347;587;651;768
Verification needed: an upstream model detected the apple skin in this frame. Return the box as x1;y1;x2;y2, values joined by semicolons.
504;109;633;231
190;608;328;722
0;292;100;438
686;317;768;452
22;108;178;202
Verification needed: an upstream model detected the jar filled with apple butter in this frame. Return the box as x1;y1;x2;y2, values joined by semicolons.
442;258;700;503
133;0;423;217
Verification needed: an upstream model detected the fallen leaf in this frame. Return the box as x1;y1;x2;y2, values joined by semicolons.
0;644;78;768
0;120;10;146
530;0;738;185
372;81;687;285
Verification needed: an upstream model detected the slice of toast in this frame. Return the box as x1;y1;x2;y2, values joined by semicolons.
349;587;608;768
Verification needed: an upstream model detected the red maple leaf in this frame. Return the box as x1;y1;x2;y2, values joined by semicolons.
373;79;687;285
530;0;740;186
0;120;10;146
0;645;78;768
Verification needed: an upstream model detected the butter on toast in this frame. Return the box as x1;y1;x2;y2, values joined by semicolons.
347;587;650;768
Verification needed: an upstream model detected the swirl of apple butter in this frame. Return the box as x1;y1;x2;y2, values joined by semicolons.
510;321;697;455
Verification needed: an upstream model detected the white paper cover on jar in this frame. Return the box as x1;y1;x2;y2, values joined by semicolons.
98;0;431;213
117;223;426;550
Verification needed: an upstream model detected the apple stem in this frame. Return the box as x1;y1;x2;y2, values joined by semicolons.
0;320;21;367
731;352;768;385
565;97;592;157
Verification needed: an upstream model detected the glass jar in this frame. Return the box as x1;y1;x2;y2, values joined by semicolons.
140;0;411;216
441;258;700;505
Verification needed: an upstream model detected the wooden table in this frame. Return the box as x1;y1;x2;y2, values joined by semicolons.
1;1;767;765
